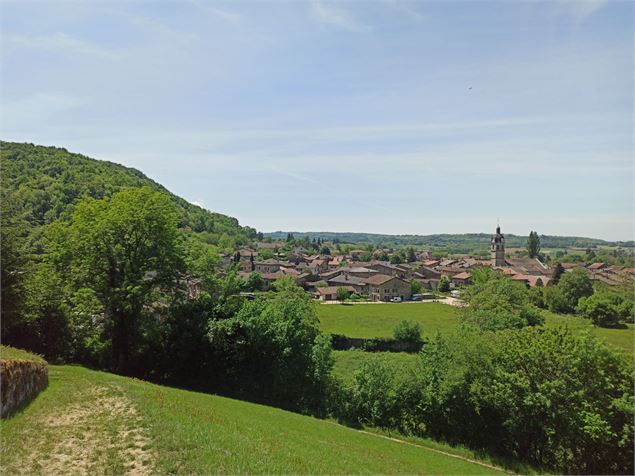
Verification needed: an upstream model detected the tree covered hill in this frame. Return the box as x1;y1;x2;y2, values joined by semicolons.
265;231;633;250
1;141;257;247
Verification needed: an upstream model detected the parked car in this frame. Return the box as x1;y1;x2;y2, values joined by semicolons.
411;294;423;301
390;296;403;303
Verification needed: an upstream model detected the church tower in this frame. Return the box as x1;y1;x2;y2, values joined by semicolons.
491;224;505;267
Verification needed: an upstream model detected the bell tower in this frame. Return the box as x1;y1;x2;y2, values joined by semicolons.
491;224;505;267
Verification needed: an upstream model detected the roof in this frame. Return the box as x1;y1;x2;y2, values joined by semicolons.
452;272;472;280
317;286;356;296
328;274;368;286
363;274;400;286
511;274;551;287
587;262;606;270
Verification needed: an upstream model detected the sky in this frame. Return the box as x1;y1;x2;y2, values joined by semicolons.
1;0;633;241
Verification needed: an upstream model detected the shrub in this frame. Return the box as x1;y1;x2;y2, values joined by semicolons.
438;276;451;293
393;320;422;343
416;327;634;474
336;287;350;301
577;292;633;328
461;275;544;331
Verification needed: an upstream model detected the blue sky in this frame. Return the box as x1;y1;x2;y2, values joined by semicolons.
2;0;633;240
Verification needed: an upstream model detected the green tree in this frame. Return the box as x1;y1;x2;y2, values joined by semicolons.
552;262;565;284
462;274;543;331
527;231;541;258
48;187;184;373
416;327;634;474
555;268;594;313
336;287;350;301
577;292;633;328
320;246;331;255
406;247;417;263
245;272;264;292
410;279;422;295
208;279;333;411
0;190;29;342
286;232;295;242
438;276;451;293
389;254;403;265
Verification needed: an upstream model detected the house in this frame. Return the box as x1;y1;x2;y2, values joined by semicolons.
255;259;284;274
309;258;330;274
338;266;379;279
327;274;369;294
364;274;412;302
328;256;345;269
451;272;472;286
368;262;411;279
316;286;356;301
414;266;441;280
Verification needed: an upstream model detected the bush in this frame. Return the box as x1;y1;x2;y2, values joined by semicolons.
461;275;544;331
415;327;634;474
336;287;350;301
577;292;633;328
438;276;451;293
393;320;422;343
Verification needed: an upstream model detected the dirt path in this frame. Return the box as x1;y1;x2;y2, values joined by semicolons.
12;385;155;475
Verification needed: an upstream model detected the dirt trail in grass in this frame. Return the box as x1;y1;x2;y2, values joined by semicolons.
16;385;155;475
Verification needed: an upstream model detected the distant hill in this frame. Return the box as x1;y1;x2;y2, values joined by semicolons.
265;231;633;251
1;141;257;247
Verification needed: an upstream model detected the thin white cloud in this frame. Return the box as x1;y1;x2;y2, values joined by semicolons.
5;32;121;59
554;0;610;19
190;0;241;23
2;92;86;126
311;0;371;32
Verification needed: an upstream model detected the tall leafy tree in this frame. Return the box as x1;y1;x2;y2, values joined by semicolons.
48;187;184;373
527;231;541;258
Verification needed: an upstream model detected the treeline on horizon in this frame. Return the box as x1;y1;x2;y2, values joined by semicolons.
264;231;635;249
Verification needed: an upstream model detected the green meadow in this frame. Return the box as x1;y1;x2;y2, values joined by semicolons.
0;365;508;475
317;302;460;339
332;350;420;383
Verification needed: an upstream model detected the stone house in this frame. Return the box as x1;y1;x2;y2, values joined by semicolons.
364;274;412;302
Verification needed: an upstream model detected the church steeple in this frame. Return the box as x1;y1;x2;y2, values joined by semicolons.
491;223;505;267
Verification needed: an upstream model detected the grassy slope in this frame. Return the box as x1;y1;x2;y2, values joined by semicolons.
0;365;507;475
0;345;46;363
318;302;633;356
318;302;459;339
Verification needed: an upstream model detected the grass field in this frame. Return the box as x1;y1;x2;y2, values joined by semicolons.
0;364;509;475
319;302;633;357
332;350;419;382
543;311;634;356
318;302;459;339
0;345;46;363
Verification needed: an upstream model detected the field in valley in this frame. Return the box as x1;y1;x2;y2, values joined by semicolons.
0;364;511;475
317;302;459;339
318;301;633;356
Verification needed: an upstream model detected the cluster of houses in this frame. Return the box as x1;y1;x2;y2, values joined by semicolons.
222;226;634;302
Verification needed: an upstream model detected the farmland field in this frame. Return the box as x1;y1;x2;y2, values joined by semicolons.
318;302;633;357
317;302;459;339
0;365;509;475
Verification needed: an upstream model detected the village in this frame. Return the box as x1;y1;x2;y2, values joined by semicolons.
223;226;635;302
